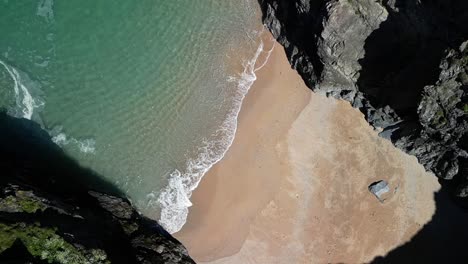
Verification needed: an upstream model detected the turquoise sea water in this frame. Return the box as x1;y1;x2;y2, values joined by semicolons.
0;0;264;233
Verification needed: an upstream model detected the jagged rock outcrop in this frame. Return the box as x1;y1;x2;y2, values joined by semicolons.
0;112;195;263
258;0;468;201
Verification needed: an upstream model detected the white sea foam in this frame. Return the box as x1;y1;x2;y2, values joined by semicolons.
157;35;275;234
51;128;96;154
0;60;95;155
0;60;44;120
37;0;54;23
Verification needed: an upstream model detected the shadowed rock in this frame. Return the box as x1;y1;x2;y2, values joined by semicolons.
371;190;468;263
258;0;468;202
258;0;468;261
0;112;195;263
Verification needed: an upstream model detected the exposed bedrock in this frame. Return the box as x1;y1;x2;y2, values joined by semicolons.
258;0;468;202
0;112;195;263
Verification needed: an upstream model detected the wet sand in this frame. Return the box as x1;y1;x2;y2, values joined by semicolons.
174;33;441;263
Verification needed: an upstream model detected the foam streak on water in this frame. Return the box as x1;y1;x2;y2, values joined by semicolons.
0;60;44;120
51;127;96;154
157;36;275;234
1;60;95;154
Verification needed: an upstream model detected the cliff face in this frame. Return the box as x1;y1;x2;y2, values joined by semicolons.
258;0;468;200
0;112;194;264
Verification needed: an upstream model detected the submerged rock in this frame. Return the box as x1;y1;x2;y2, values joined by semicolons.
0;112;194;263
258;0;468;202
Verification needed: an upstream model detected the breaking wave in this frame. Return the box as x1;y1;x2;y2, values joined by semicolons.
157;36;274;234
0;60;44;120
50;126;96;154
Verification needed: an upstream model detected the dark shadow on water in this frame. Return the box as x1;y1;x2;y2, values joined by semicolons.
0;110;134;263
0;110;124;197
372;187;468;263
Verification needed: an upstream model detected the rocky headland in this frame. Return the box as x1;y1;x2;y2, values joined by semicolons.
258;0;468;203
0;112;194;263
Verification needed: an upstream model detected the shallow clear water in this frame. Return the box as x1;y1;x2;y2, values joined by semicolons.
0;0;263;232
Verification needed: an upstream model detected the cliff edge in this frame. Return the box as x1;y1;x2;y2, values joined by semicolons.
0;112;195;264
258;0;468;201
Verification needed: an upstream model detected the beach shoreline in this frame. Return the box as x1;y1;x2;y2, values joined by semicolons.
175;32;441;263
174;31;311;260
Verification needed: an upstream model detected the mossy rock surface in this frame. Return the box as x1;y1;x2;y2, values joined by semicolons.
0;188;47;213
0;223;109;264
0;113;195;263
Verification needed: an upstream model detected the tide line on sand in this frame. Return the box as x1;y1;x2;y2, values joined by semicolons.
156;32;275;234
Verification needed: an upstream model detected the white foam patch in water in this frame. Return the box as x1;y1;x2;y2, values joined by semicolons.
1;60;95;155
157;36;275;234
37;0;54;23
0;60;44;120
51;127;96;154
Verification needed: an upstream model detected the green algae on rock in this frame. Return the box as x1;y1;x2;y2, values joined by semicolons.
0;223;109;264
0;113;195;263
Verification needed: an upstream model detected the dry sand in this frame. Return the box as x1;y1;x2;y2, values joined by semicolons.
174;33;441;263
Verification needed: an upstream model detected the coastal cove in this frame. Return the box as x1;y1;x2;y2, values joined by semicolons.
0;0;467;263
0;0;264;234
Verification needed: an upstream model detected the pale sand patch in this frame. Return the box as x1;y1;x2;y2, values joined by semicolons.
175;35;441;263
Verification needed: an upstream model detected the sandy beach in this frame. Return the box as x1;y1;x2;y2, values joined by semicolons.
174;32;441;263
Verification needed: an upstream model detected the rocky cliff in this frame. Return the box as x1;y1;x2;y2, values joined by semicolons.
0;112;195;264
258;0;468;201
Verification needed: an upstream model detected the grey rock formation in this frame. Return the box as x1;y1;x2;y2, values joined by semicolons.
258;0;468;201
368;180;390;202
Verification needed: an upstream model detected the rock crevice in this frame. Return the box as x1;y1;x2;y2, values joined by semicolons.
258;0;468;200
